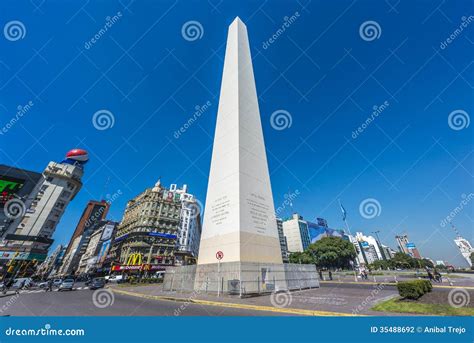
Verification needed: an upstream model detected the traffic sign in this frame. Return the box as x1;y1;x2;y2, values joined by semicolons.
216;251;224;260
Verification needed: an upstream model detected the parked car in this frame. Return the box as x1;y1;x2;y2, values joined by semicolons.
12;278;32;290
89;278;106;290
58;279;75;291
38;281;49;289
53;279;62;287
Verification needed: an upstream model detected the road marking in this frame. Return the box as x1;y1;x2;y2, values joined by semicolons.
111;288;359;316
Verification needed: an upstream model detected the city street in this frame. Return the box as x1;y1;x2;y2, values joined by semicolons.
0;283;284;316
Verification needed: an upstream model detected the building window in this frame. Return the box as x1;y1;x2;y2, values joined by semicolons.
55;202;65;209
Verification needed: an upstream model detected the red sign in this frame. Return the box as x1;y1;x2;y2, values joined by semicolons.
216;251;224;260
111;264;166;272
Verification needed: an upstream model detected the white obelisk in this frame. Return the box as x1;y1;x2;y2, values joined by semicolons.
197;17;282;265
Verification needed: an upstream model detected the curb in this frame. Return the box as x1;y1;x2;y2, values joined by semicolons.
111;288;359;316
320;281;474;290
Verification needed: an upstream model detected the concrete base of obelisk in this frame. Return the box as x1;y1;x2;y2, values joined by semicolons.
163;262;320;296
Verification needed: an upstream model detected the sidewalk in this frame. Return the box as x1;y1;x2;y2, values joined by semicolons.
110;283;404;316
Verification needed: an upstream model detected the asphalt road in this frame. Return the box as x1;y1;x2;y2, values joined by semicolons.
0;283;285;316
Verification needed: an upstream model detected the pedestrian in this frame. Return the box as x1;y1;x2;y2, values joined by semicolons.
4;278;14;294
1;279;7;294
318;270;323;280
328;270;333;281
16;280;25;294
434;270;442;283
46;279;53;292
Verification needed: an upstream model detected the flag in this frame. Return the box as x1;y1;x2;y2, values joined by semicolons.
339;200;347;221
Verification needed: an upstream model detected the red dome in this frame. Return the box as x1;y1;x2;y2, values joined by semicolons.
66;149;89;162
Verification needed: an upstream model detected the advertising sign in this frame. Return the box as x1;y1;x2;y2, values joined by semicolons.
97;239;111;264
101;223;115;241
148;232;177;239
406;243;416;249
0;251;29;260
0;176;25;207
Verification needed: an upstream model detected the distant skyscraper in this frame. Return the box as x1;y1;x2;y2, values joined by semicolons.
354;232;382;265
35;244;66;279
76;221;118;274
454;235;473;267
63;200;109;257
276;218;289;262
282;214;311;253
60;200;109;275
396;234;422;259
0;149;87;275
170;184;202;257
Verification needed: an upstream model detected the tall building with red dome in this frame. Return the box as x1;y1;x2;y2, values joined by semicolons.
0;149;88;276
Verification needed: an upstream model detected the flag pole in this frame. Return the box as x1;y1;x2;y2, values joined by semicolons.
339;199;358;282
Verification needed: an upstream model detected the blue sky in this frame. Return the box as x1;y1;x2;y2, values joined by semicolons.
1;0;473;266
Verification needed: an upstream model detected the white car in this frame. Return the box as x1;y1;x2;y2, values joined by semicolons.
38;281;49;289
58;279;75;291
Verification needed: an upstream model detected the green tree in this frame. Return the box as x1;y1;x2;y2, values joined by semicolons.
470;252;474;270
369;259;390;270
308;236;356;269
390;252;417;269
288;251;314;264
420;258;434;269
